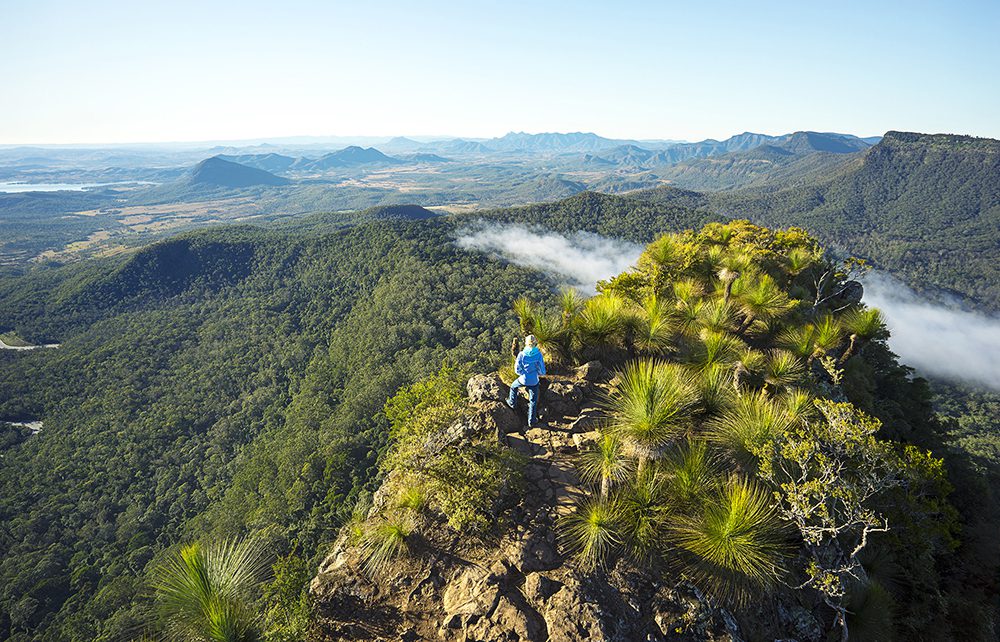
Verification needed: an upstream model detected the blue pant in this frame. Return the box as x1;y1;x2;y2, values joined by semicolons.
507;379;540;426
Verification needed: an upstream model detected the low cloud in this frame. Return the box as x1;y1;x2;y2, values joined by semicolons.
863;272;1000;390
456;224;643;293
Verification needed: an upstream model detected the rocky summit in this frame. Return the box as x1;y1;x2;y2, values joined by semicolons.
308;364;819;642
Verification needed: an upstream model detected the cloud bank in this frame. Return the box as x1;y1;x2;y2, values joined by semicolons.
456;224;643;293
862;272;1000;390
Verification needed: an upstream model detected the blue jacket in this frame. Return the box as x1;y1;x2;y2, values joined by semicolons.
515;346;546;386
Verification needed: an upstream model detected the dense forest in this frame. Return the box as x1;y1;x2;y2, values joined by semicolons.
1;180;998;639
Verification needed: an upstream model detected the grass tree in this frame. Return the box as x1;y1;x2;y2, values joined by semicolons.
575;294;632;359
606;360;699;477
690;329;745;370
578;432;632;500
618;470;670;557
735;272;791;334
559;287;585;326
717;267;740;304
707;391;793;470
634;294;678;355
696;363;735;417
763;349;806;393
697;298;739;334
151;537;270;642
839;307;887;364
359;515;413;576
669;476;789;605
672;277;705;307
661;439;717;508
561;498;622;569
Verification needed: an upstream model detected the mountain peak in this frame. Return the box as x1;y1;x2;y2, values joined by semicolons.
189;156;290;187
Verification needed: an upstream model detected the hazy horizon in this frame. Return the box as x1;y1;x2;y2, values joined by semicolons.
0;128;892;149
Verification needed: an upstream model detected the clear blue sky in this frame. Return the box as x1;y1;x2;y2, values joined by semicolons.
1;0;997;144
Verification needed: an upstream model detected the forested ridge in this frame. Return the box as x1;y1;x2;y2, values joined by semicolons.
0;198;722;640
0;170;998;639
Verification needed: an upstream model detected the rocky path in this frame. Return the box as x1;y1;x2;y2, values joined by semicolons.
504;378;609;522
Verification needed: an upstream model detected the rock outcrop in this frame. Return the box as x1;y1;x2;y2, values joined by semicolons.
310;363;815;641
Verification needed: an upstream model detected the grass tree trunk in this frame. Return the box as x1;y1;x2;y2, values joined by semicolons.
600;475;611;501
838;334;860;365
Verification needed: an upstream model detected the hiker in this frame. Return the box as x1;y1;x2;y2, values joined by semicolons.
507;335;546;427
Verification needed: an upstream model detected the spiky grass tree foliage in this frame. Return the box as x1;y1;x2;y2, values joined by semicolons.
697;298;739;334
780;389;816;425
512;297;537;335
735;272;792;333
151;537;270;642
843;307;887;341
359;515;413;576
530;310;571;365
689;329;745;370
778;323;818;361
511;297;571;365
661;439;717;508
669;477;788;605
672;277;705;307
696;363;735;417
606;360;699;477
395;480;429;513
559;287;585;325
785;246;816;275
813;314;843;355
578;432;632;500
707;391;793;469
634;294;677;355
574;293;631;358
561;498;622;570
618;470;670;557
764;349;806;392
839;307;888;364
639;233;699;289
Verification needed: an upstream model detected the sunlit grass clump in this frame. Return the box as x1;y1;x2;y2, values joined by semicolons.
669;478;789;604
151;537;270;642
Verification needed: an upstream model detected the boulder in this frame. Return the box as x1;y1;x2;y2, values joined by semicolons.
575;360;606;382
468;373;508;404
542;381;584;418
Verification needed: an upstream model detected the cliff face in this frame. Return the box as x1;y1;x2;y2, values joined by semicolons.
308;366;820;642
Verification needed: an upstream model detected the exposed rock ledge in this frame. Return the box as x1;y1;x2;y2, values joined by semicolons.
309;364;818;641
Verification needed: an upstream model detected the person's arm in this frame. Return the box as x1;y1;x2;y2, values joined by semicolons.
539;354;546;376
515;352;526;376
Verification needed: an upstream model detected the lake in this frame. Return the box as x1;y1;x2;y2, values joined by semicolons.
0;181;152;193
